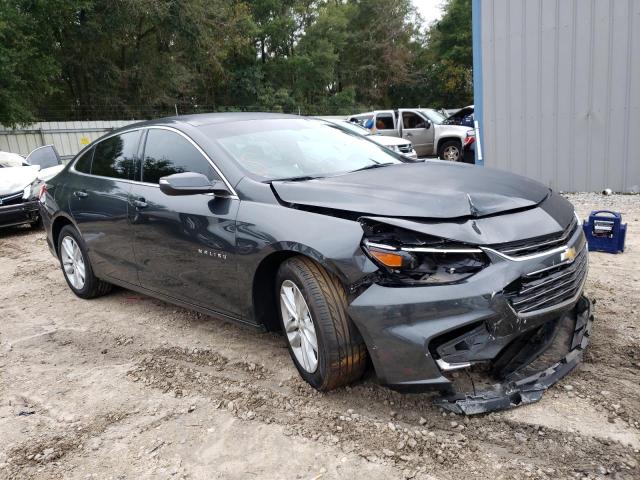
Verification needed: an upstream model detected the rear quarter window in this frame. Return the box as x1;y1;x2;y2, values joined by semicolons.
73;147;94;173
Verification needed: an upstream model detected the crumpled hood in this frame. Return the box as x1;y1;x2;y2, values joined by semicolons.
272;161;550;219
0;166;40;196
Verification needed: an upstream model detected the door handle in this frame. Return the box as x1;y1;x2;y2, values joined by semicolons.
73;190;88;199
132;197;148;209
405;132;413;137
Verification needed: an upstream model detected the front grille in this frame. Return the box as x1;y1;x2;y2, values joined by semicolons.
0;191;24;206
398;145;413;153
505;246;588;314
491;217;578;257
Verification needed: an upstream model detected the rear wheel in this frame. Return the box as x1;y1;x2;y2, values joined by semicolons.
438;140;462;161
276;256;367;391
57;225;112;299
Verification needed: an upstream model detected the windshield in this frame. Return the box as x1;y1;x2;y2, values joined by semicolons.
210;119;402;181
419;109;447;125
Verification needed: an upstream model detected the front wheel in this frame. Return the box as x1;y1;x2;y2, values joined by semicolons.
276;256;367;391
57;225;112;299
438;140;462;161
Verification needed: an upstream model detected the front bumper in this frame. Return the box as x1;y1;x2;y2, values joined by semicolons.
347;222;591;413
0;200;39;228
435;296;592;414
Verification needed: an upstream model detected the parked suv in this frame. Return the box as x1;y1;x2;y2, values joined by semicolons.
40;113;592;414
347;109;470;160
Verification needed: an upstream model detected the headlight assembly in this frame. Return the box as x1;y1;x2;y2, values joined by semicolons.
361;221;489;286
22;179;41;200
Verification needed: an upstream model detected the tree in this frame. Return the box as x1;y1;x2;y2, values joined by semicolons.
0;0;474;124
0;0;58;126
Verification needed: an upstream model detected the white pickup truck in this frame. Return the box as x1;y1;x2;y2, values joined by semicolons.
347;108;471;161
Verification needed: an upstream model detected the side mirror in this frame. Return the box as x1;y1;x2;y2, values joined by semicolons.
159;172;230;196
423;120;431;129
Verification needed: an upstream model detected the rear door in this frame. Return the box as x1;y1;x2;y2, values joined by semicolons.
129;127;241;316
399;109;435;156
373;112;399;137
67;130;141;285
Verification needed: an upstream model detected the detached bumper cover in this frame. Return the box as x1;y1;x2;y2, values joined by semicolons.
434;296;593;414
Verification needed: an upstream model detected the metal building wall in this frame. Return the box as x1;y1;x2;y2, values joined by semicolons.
0;120;137;161
477;0;640;192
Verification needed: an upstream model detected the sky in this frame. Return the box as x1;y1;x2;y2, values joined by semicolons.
412;0;444;26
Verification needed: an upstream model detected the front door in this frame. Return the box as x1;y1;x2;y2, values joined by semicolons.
67;131;141;285
399;109;435;156
129;128;241;317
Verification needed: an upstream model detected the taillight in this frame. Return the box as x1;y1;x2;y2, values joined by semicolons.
38;184;47;202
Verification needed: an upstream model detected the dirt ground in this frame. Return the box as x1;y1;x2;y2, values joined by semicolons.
0;193;639;480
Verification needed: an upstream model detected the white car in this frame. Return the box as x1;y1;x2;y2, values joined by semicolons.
347;109;470;161
322;119;418;159
0;145;64;228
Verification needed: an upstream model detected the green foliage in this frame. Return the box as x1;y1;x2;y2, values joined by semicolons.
0;1;59;126
0;0;474;124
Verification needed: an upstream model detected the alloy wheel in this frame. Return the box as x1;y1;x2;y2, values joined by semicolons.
443;145;460;161
280;280;319;373
61;236;86;290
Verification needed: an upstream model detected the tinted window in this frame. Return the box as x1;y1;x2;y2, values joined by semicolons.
402;112;427;129
74;148;93;173
375;113;394;130
142;129;218;184
26;145;61;168
91;131;140;179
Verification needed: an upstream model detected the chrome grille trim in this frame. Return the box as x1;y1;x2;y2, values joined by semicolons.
505;246;588;314
490;217;578;258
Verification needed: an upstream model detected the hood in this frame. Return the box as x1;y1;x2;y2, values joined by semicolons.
37;164;64;182
272;161;550;219
435;123;470;134
368;135;411;147
0;166;40;196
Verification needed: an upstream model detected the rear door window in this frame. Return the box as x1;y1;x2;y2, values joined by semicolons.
91;131;141;180
141;129;219;184
74;147;94;173
375;113;395;130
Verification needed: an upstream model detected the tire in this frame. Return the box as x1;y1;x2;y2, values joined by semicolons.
276;256;367;391
438;140;462;161
57;225;112;299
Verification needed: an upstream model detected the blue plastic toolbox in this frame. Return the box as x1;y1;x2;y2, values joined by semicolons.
582;210;626;253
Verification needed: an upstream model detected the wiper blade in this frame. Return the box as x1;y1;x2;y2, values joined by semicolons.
349;162;394;173
271;175;323;182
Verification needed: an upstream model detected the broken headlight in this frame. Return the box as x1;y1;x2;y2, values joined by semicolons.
361;221;489;286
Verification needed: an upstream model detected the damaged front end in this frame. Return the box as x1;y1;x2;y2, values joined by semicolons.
433;295;593;414
347;201;593;415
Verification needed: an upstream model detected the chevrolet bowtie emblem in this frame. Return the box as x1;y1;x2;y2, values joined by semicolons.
561;247;577;262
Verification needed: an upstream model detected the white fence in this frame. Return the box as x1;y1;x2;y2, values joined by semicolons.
0;121;138;161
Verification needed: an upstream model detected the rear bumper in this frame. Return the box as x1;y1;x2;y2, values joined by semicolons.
347;225;591;413
0;200;39;228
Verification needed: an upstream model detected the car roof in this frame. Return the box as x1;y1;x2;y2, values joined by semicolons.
107;112;304;136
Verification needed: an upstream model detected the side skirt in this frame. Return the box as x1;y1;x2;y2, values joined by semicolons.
100;275;264;331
